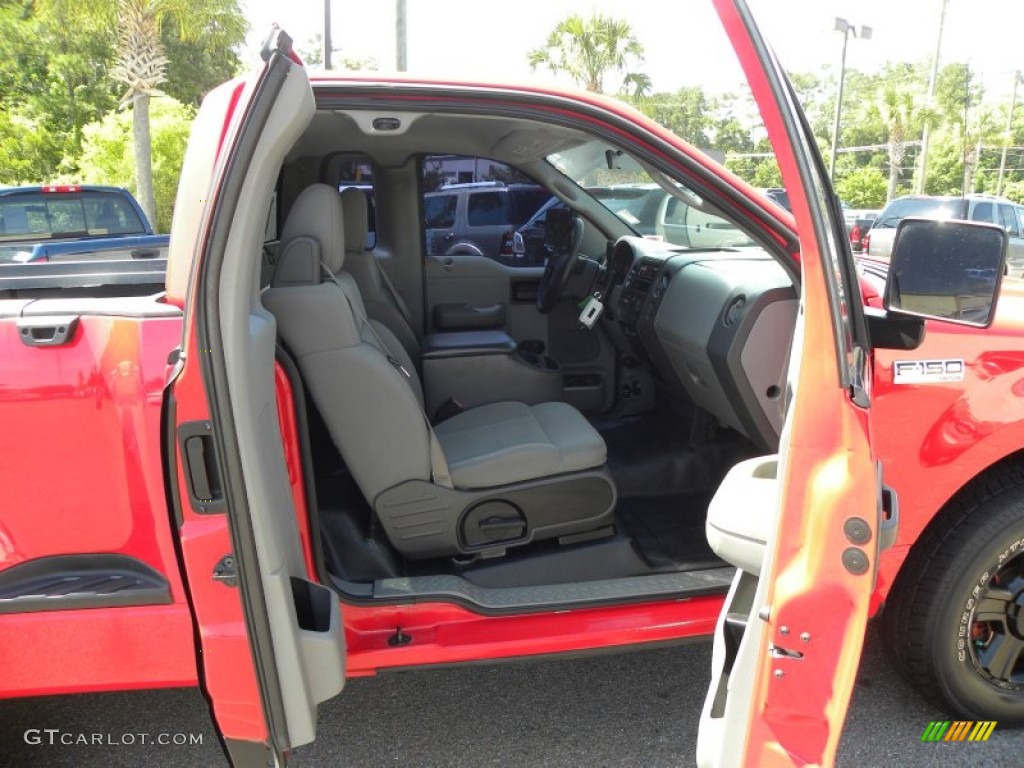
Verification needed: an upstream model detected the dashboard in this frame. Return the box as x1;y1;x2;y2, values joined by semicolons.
603;237;798;449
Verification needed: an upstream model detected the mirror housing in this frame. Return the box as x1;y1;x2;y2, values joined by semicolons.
884;217;1008;328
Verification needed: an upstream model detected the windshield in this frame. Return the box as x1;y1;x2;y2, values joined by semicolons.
874;198;965;229
546;141;757;249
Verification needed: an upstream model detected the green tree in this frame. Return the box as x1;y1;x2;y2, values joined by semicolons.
160;16;245;108
77;97;195;232
934;62;981;129
868;85;930;201
633;86;711;146
1003;180;1024;204
528;13;651;96
0;1;116;181
751;157;783;188
38;0;246;228
835;167;887;208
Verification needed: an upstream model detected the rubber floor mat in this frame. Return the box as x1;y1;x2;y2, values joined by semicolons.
615;495;723;571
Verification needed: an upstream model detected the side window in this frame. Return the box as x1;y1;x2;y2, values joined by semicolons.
998;204;1020;237
466;192;509;226
971;202;994;224
420;153;546;265
424;195;457;228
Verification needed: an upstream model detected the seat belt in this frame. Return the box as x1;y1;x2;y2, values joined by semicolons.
372;255;416;334
321;262;453;488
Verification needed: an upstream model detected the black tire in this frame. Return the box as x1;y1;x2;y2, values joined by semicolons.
881;463;1024;724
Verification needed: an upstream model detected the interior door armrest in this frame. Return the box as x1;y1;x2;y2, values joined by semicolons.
432;302;507;331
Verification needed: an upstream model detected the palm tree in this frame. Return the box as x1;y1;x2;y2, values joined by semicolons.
528;13;651;97
870;86;929;202
40;0;245;228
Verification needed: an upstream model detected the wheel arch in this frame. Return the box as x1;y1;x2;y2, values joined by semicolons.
879;448;1024;614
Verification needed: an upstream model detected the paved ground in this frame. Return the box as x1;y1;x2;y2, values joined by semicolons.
0;625;1017;767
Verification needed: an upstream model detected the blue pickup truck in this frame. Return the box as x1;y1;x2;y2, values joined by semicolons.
0;185;168;264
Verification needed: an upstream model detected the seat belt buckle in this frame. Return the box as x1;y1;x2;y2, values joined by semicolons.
434;398;465;423
387;355;411;378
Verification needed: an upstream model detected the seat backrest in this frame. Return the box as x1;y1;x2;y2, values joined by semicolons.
262;183;430;502
340;187;421;360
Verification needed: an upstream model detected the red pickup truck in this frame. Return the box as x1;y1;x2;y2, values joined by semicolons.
1;3;1022;766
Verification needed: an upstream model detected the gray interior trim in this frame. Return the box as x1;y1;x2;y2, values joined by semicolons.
336;567;735;613
214;64;345;751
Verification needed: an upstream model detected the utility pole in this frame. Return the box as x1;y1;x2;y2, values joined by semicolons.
828;18;872;181
396;0;407;71
962;64;973;194
916;0;948;194
324;0;332;70
997;71;1021;196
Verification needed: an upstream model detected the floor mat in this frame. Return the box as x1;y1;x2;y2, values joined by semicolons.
598;413;756;500
615;495;722;571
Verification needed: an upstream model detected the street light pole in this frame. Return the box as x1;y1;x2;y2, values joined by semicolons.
916;0;948;194
324;0;332;70
396;0;408;71
997;71;1021;197
829;18;872;182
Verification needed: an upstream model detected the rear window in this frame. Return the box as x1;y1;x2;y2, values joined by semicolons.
0;191;146;241
874;198;965;229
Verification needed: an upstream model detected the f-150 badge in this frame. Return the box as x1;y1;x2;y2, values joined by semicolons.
893;359;965;384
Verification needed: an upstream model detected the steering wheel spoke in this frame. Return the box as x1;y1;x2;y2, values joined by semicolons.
536;216;585;314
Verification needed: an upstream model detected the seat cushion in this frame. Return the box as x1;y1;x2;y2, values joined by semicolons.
434;401;606;489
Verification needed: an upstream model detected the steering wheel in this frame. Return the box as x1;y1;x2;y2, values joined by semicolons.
536;216;585;314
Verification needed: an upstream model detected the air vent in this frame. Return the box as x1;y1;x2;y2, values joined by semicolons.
724;296;746;326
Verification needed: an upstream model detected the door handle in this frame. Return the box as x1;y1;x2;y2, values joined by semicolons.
178;421;225;513
443;257;454;270
17;315;79;347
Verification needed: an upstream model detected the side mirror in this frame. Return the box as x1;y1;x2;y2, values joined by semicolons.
884;217;1008;328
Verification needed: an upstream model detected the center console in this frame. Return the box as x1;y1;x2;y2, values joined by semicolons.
421;330;563;417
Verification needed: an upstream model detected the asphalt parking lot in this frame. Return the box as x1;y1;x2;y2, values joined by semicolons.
0;625;1016;767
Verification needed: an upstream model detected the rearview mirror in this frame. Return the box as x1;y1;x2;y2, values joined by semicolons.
884;218;1008;328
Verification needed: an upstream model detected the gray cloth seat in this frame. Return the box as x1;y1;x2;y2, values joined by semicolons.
263;184;615;560
340;187;422;361
435;401;607;489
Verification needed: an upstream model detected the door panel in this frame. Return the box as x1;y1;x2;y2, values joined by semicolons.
698;1;879;764
425;254;617;411
698;288;877;766
170;38;345;760
424;254;547;342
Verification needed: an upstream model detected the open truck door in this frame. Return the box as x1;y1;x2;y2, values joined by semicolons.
165;31;345;766
697;2;883;765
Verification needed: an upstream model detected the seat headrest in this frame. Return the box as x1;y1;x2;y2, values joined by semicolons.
340;187;369;253
281;184;346;273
